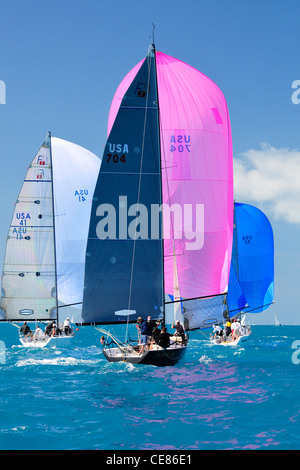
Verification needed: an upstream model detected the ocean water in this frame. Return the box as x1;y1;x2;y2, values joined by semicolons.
0;324;299;450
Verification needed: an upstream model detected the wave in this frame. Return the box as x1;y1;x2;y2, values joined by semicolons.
16;356;103;367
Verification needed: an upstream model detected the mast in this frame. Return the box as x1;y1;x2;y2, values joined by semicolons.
48;131;59;324
153;42;166;324
151;23;156;47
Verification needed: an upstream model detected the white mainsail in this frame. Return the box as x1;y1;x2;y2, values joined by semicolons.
1;134;101;323
1;135;55;320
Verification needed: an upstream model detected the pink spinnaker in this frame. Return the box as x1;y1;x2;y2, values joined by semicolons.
108;51;233;300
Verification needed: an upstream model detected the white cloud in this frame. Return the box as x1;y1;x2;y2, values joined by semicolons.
233;143;300;224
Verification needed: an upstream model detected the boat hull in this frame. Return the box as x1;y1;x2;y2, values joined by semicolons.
19;334;74;348
212;333;250;346
103;343;187;366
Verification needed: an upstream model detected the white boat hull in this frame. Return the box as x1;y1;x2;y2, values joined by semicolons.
19;334;74;348
212;333;251;346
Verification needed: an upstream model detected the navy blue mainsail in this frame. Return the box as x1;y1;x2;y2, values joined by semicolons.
82;49;163;323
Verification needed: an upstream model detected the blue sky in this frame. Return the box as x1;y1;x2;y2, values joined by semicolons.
0;0;299;324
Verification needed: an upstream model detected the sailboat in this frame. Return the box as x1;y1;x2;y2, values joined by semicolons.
80;42;234;365
274;315;281;326
0;132;101;347
209;202;274;345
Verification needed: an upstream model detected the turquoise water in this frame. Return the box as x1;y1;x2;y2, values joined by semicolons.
0;324;299;450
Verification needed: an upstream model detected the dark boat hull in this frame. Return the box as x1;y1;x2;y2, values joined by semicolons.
103;344;187;367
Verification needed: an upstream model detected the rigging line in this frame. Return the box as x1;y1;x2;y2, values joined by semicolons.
228;304;251;314
93;326;128;353
126;46;153;342
197;328;211;340
184;326;211;339
243;302;274;314
49;132;59;326
57;302;82;309
165;291;227;304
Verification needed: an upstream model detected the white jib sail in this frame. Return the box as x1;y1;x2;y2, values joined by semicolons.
51;137;101;323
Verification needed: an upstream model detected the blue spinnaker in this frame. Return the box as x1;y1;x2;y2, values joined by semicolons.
227;203;274;314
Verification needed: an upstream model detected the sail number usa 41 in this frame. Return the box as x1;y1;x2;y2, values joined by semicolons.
14;212;31;240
